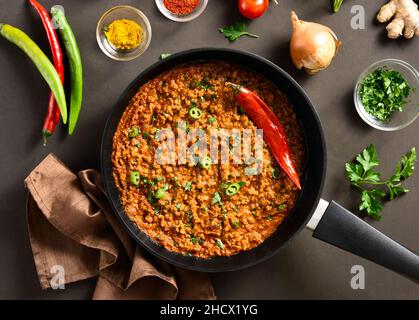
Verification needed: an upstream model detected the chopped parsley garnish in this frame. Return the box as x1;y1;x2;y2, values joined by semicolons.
278;203;286;211
359;68;411;121
184;181;193;191
142;132;150;140
345;144;416;220
212;192;222;206
207;117;216;123
173;176;181;188
219;22;259;42
200;78;213;90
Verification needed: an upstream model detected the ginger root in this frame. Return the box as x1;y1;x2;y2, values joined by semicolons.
377;0;419;39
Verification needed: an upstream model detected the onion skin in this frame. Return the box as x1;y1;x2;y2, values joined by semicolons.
290;11;341;75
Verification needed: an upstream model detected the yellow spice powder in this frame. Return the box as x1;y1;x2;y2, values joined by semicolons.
104;19;143;50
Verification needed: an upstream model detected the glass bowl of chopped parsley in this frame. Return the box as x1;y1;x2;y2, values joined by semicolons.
354;59;418;131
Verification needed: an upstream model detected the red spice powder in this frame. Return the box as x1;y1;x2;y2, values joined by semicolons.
163;0;200;16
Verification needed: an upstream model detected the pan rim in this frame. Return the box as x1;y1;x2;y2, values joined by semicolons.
100;47;327;272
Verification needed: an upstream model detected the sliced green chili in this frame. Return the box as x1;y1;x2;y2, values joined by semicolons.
128;127;139;138
225;182;245;196
200;156;212;169
130;171;140;186
189;107;203;120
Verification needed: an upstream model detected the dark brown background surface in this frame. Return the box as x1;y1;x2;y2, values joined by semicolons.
0;0;418;299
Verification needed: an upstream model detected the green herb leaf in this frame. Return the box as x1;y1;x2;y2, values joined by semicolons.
359;189;385;220
356;144;380;172
208;117;216;123
142;132;150;140
184;181;193;191
391;147;416;182
212;192;222;206
387;183;409;200
173;176;181;188
345;163;364;184
345;145;416;219
277;204;286;211
219;22;259;42
345;145;381;185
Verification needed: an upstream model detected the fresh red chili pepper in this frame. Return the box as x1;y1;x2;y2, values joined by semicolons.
29;0;64;145
226;82;302;190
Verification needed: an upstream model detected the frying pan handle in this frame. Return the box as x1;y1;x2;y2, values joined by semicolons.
310;200;419;283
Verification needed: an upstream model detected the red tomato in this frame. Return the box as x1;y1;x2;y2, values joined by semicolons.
238;0;269;19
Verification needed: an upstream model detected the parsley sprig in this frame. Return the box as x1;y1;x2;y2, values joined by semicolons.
345;144;416;220
219;22;259;42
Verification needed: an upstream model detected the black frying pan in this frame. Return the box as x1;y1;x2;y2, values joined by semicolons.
101;48;419;281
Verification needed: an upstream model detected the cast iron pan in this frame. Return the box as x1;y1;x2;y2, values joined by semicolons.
101;48;419;280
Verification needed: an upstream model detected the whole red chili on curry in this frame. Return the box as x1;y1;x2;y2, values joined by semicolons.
227;82;302;190
163;0;200;15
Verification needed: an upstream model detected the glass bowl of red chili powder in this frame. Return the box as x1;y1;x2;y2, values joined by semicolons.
155;0;208;22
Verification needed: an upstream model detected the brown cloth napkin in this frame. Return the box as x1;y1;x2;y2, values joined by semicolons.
24;154;215;300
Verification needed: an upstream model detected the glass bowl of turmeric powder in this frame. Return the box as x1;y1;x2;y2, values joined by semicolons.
96;5;152;61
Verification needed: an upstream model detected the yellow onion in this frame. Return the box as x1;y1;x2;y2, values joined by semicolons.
290;11;341;75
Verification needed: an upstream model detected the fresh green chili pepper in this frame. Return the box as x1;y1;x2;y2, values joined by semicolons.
200;156;212;169
225;182;243;196
0;23;67;123
130;171;140;186
128;127;139;138
51;6;82;135
189;107;202;119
